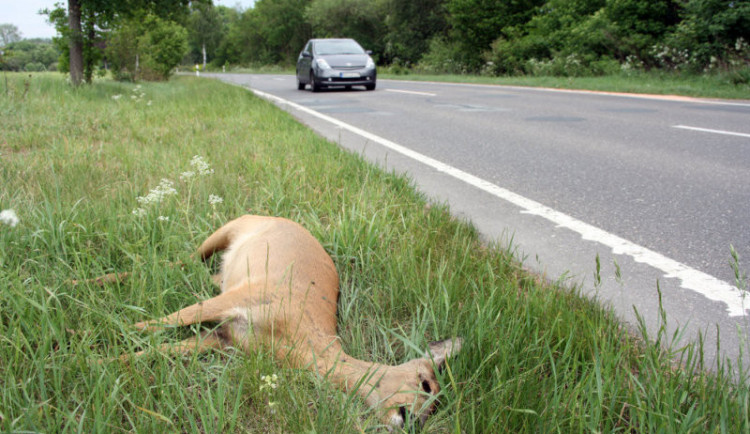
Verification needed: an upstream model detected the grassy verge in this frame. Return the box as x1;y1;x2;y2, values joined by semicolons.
1;72;748;432
379;70;750;100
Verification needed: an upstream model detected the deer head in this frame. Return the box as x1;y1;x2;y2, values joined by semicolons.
359;338;463;429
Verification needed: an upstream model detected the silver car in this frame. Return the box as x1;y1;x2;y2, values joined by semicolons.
296;38;377;92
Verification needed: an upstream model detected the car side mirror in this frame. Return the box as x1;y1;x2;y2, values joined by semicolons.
365;50;372;55
301;52;312;58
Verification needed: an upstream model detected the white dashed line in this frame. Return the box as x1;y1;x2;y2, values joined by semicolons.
674;125;750;139
385;89;437;97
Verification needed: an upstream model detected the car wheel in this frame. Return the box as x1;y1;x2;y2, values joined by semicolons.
297;75;305;90
310;71;321;92
365;82;376;91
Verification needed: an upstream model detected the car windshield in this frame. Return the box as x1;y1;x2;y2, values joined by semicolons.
314;40;364;55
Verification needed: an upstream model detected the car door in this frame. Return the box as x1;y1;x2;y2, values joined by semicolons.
297;41;313;83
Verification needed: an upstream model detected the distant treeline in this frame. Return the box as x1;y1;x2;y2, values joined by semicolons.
2;1;747;80
0;38;60;72
204;0;748;77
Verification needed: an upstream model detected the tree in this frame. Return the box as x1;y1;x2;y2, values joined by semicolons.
0;23;23;46
0;39;61;71
45;0;192;86
604;0;680;64
186;3;224;68
139;14;188;80
668;0;750;69
305;0;385;57
253;0;312;64
446;0;546;70
381;0;448;65
107;13;187;81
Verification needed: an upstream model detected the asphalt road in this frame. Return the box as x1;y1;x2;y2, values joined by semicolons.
208;73;750;369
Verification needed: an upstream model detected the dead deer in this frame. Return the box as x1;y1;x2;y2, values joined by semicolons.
119;215;461;429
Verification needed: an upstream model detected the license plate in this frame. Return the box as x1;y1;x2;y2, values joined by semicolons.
340;72;360;78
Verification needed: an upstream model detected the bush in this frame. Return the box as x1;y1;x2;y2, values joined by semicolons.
23;62;46;72
415;37;472;74
484;32;549;75
106;14;187;82
139;15;187;81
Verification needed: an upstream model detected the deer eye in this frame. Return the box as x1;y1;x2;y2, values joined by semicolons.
421;380;432;394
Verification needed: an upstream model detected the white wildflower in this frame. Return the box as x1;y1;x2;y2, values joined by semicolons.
260;373;279;413
0;209;19;227
136;178;178;206
132;208;147;217
157;216;170;221
147;100;152;106
208;194;223;205
180;171;196;181
189;155;214;176
112;94;122;100
260;374;279;391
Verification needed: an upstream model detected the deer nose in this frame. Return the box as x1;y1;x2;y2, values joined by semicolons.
387;407;407;430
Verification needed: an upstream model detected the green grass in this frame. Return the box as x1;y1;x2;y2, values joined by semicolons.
1;72;749;432
379;70;750;100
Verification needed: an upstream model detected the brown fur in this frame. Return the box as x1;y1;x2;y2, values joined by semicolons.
126;215;461;428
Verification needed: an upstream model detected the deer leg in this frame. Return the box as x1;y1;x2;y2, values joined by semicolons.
134;287;255;332
120;329;227;362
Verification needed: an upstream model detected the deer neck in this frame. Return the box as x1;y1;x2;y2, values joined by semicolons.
282;334;388;400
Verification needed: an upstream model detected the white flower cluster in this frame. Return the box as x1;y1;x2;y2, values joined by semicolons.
181;155;214;180
0;209;19;228
260;374;278;391
208;194;223;206
260;373;279;412
132;155;222;219
112;85;152;105
136;178;178;206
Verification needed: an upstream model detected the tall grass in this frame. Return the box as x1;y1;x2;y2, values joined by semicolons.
1;72;748;432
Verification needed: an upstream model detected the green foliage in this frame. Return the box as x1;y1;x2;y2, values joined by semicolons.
253;0;312;64
665;0;750;71
138;15;188;80
603;0;680;65
107;14;187;81
0;39;60;72
105;20;140;81
305;0;385;56
42;0;192;85
381;0;448;65
185;3;225;67
416;36;473;74
445;0;546;70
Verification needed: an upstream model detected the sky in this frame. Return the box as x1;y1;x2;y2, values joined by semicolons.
1;0;257;40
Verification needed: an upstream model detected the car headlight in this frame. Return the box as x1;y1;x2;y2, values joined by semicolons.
316;58;331;70
366;57;375;69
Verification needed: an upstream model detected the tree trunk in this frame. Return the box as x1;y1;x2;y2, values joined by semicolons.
202;43;207;69
84;23;95;83
68;0;83;86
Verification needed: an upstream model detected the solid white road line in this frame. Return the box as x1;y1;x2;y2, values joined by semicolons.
385;89;437;97
252;88;748;317
674;125;750;139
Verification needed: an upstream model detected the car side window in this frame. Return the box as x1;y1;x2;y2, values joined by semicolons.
305;42;312;55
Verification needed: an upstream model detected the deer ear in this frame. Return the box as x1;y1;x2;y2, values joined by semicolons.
425;337;463;368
